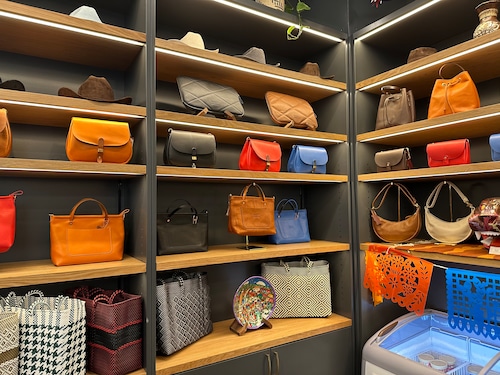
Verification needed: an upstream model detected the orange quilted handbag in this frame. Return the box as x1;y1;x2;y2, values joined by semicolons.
49;198;130;266
265;91;318;130
239;137;282;172
66;117;134;163
0;108;12;157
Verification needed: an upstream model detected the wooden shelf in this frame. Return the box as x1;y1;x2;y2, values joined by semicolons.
155;39;346;103
0;89;146;127
155;314;352;375
0;255;146;288
0;0;145;70
357;103;500;147
0;158;145;178
156;109;346;147
157;166;347;184
157;240;349;271
358;161;500;182
356;30;500;100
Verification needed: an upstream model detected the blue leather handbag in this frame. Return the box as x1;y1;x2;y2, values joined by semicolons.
489;133;500;161
287;145;328;174
268;199;311;244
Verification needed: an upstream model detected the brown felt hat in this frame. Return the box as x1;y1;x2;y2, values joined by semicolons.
0;78;25;91
299;62;335;80
58;75;132;104
407;47;437;63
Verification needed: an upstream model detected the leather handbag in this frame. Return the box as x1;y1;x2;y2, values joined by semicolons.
287;144;328;174
426;139;470;167
66;117;134;163
374;147;413;172
375;86;415;130
268;199;311;244
489;133;500;161
227;183;276;236
265;91;318;131
49;198;130;266
425;181;475;244
157;199;208;255
428;63;480;119
163;128;216;168
176;76;244;120
371;182;421;243
0;190;23;253
156;272;212;355
239;137;281;172
0;108;12;157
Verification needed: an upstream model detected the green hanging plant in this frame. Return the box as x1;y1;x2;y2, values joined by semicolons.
284;0;311;40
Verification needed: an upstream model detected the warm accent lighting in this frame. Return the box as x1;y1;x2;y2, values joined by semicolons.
0;11;144;46
211;0;343;43
156;47;343;93
360;168;500;182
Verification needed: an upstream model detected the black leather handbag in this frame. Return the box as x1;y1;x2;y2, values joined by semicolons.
157;200;208;255
163;128;216;168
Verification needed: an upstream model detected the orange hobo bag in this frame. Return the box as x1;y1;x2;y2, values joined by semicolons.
49;198;130;266
66;117;134;163
0;108;12;157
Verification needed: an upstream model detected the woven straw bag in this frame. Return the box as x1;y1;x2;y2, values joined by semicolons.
256;0;285;11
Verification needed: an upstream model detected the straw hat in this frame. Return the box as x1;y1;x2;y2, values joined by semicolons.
169;32;219;52
69;6;102;23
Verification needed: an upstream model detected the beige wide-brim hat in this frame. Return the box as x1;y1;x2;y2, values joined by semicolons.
58;75;132;104
69;6;102;23
169;32;219;52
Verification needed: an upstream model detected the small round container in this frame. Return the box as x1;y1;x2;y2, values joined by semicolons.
439;354;456;370
418;353;435;366
430;359;448;371
467;364;482;375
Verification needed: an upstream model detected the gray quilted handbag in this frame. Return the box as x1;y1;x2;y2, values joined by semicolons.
163;128;216;168
156;272;213;355
176;76;244;120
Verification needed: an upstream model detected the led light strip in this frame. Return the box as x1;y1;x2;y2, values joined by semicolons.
0;167;145;175
212;0;343;43
156;118;345;144
0;99;145;119
359;111;500;142
360;167;500;182
0;10;144;46
156;47;343;93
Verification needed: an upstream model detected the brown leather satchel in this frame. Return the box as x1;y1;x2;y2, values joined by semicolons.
0;108;12;157
227;183;276;236
375;86;415;130
371;182;421;243
374;147;413;172
265;91;318;131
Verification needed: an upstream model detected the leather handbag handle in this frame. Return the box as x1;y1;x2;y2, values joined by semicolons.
439;62;466;79
240;182;266;200
371;182;419;211
380;85;401;94
166;199;198;218
69;198;109;224
277;199;299;215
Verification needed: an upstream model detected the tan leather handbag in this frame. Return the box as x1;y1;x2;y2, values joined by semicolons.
374;147;413;172
375;86;415;130
371;182;421;243
0;108;12;157
227;183;275;236
265;91;318;131
66;117;134;163
425;181;474;244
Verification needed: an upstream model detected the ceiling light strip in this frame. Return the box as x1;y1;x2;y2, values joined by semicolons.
0;11;144;46
359;112;500;142
156;118;345;144
156;48;342;93
356;0;443;41
0;99;145;119
211;0;343;43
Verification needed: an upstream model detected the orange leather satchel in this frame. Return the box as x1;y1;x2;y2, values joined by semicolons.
49;198;130;266
227;183;276;236
0;108;12;157
428;63;480;119
239;137;282;172
66;117;134;163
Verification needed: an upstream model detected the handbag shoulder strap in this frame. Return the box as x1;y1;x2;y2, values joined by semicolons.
439;63;465;79
426;181;474;219
277;199;299;214
372;182;419;222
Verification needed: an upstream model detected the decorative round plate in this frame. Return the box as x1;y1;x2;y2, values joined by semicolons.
233;276;276;329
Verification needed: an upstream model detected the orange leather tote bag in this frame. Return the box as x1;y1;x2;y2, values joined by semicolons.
66;117;134;163
428;63;480;119
239;137;282;172
0;108;12;157
49;198;130;266
227;183;276;236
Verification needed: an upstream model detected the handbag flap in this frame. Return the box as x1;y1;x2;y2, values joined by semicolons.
176;76;244;116
265;91;318;130
426;139;469;161
374;148;406;168
296;145;328;166
168;129;215;156
0;109;7;132
248;138;281;162
490;134;500;153
70;117;131;147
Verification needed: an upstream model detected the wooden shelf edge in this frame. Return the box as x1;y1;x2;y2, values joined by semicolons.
157;240;350;271
0;255;146;288
155;314;352;375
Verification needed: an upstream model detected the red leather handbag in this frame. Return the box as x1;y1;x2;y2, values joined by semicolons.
0;190;23;252
239;137;282;172
426;139;470;167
